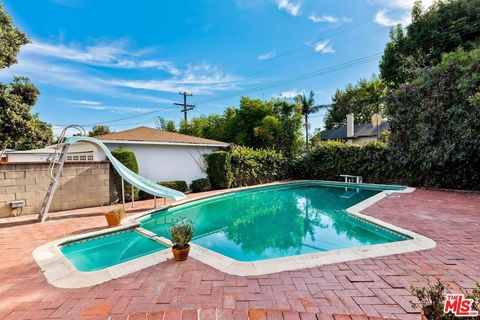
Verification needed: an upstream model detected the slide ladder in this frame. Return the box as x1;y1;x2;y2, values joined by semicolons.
38;134;186;222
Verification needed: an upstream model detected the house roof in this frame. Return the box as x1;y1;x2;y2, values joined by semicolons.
5;148;55;154
321;121;390;140
95;126;229;147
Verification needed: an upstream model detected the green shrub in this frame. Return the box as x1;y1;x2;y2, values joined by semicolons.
230;146;287;187
111;148;139;201
293;140;396;184
206;151;232;189
158;180;188;193
190;178;211;193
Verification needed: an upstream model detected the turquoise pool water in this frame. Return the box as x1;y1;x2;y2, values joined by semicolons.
141;182;409;262
61;230;166;271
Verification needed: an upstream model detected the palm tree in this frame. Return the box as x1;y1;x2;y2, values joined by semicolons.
295;91;327;153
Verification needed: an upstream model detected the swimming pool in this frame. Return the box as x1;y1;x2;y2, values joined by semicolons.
140;182;409;262
61;230;166;272
40;181;435;286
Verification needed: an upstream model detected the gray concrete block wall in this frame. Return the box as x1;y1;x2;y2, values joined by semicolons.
0;162;112;218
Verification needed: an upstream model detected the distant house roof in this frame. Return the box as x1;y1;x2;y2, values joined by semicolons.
95;126;229;147
4;148;54;154
321;121;390;140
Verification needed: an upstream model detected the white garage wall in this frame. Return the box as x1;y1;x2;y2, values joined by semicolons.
104;143;219;184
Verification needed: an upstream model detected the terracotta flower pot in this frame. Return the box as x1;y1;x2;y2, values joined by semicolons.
104;211;125;227
172;244;190;261
420;313;428;320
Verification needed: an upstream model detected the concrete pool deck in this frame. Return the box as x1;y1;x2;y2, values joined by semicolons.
0;186;479;319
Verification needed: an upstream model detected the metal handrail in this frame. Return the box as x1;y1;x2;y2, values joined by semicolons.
48;125;86;180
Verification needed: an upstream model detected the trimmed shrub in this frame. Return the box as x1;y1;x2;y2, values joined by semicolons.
190;178;211;193
205;151;232;189
111;148;139;201
230;146;287;187
159;180;188;193
293;140;396;184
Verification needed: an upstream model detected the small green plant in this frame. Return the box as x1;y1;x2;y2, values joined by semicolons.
190;178;211;193
466;283;480;315
410;280;455;319
169;219;193;249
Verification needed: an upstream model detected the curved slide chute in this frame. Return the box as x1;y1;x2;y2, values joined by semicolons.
65;136;186;201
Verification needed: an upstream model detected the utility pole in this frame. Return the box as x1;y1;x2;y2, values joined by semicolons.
174;92;195;123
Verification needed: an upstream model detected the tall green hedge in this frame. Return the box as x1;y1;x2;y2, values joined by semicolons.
230;146;287;187
206;151;232;189
385;48;480;190
111;148;139;201
205;147;288;189
293;140;395;184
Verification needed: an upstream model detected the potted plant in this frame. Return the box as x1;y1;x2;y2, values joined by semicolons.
103;204;125;227
169;218;193;261
410;280;455;320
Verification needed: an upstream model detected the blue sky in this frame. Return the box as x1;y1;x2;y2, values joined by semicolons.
0;0;432;135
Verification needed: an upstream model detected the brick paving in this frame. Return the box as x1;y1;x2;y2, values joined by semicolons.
0;188;479;319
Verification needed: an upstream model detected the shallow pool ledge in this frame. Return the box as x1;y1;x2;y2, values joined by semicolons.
32;183;436;288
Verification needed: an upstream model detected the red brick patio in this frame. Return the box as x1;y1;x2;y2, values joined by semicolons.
0;188;478;319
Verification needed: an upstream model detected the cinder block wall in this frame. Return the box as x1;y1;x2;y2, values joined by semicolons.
0;162;112;218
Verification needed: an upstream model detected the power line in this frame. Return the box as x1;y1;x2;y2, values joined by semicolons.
233;5;413;74
195;23;480;108
235;20;372;74
242;27;387;79
52;105;177;127
54;22;479;129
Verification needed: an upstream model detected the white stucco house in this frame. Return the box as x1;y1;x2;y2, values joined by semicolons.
5;127;229;183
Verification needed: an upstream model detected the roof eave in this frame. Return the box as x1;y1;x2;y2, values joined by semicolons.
99;139;229;147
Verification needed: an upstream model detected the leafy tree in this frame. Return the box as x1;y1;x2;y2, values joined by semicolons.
155;116;176;132
176;97;303;156
272;100;303;157
324;77;386;130
385;47;480;190
380;0;480;86
88;125;111;137
295;91;324;152
0;77;52;149
0;5;52;150
0;4;29;69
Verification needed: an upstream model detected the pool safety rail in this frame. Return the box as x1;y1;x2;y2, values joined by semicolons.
37;132;186;222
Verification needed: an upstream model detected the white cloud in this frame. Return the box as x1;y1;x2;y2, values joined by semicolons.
257;51;277;61
309;14;352;24
66;99;103;106
370;0;435;26
1;40;243;97
111;63;240;95
274;89;305;99
314;40;334;54
22;40;180;75
275;0;301;16
374;10;410;26
74;104;154;114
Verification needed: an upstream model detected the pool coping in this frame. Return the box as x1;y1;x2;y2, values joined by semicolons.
32;180;436;288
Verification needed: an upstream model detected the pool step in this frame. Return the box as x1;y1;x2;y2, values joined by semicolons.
123;308;399;320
